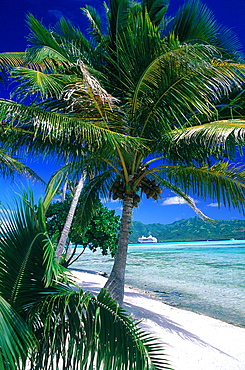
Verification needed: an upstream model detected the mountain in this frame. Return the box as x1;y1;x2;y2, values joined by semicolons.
129;217;245;243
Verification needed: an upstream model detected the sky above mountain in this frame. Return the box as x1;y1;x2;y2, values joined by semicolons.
0;0;245;225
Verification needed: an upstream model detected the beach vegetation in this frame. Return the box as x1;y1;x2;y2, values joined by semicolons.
0;0;245;307
0;190;171;370
46;196;120;266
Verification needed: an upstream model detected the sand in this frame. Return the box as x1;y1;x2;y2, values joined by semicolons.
71;269;245;370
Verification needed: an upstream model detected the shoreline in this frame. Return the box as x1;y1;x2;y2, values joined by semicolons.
128;285;245;329
70;267;244;329
130;285;245;329
70;268;245;370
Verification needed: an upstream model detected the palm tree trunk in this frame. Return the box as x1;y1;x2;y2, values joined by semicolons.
61;179;68;202
56;174;85;261
104;194;134;306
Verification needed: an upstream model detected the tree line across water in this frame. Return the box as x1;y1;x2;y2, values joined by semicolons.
130;217;245;243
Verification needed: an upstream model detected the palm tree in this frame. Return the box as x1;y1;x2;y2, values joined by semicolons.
0;188;171;370
1;0;245;306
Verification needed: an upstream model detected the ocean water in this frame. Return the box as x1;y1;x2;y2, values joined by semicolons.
71;240;245;327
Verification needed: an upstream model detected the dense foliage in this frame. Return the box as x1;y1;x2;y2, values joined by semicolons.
46;198;120;265
130;217;245;243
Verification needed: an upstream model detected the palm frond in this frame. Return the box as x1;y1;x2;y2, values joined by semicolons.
156;161;245;214
0;52;27;83
43;170;67;213
143;0;169;25
108;0;131;45
0;99;143;151
0;51;54;76
165;119;245;161
130;45;245;137
53;16;92;52
10;67;78;101
0;148;43;182
170;0;242;59
26;286;171;370
152;172;212;220
0;124;72;160
0;296;36;370
82;5;103;44
0;52;26;69
0;191;62;308
26;14;71;62
111;7;163;90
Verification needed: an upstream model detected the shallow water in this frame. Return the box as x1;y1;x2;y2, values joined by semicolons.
71;240;245;327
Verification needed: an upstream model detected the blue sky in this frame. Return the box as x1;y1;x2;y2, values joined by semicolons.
0;0;245;225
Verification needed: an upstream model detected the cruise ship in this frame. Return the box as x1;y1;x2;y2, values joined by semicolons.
138;235;157;243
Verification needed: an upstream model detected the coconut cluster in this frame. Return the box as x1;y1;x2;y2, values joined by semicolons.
110;178;161;207
140;178;161;200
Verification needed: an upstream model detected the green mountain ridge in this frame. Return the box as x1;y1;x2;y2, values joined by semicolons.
129;217;245;243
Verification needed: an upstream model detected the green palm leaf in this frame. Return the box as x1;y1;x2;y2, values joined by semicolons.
0;99;141;150
156;161;245;213
26;14;71;62
0;52;46;78
10;68;78;101
0;296;36;370
164;119;245;161
142;0;169;25
130;46;245;135
0;148;43;181
53;17;92;50
170;0;242;58
26;286;171;370
0;191;62;309
82;5;103;44
0;52;26;68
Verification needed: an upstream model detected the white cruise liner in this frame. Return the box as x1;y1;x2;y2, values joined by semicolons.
138;235;157;243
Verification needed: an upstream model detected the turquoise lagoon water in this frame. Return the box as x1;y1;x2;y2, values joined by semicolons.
71;240;245;327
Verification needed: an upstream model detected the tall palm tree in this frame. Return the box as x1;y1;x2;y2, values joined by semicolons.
0;188;171;370
1;0;245;306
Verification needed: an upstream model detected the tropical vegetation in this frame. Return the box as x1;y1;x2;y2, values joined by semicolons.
1;0;245;307
0;190;171;370
46;196;120;266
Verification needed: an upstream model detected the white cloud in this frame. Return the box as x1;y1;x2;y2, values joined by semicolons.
161;196;188;205
207;202;221;208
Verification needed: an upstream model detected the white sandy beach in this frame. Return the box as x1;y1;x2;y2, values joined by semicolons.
71;269;245;370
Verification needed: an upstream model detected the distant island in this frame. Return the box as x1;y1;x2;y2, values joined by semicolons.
129;217;245;243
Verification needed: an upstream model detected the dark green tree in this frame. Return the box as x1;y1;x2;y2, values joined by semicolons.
46;197;120;266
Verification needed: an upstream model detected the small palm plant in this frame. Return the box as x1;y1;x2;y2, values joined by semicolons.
0;189;172;370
